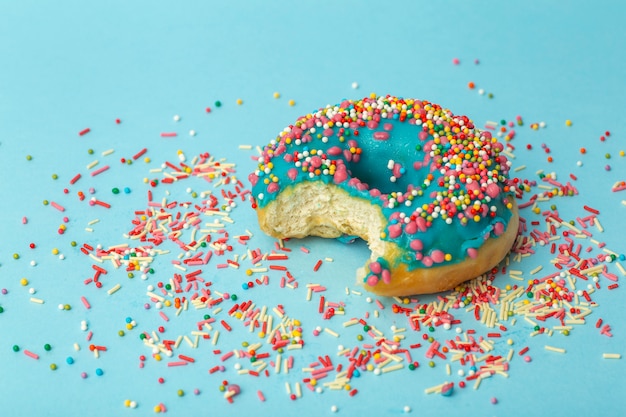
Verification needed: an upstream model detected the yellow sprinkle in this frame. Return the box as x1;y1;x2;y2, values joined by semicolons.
288;99;296;106
273;92;281;99
565;119;572;126
236;98;243;105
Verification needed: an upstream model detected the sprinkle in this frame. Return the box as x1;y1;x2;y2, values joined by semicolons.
50;201;65;212
24;350;39;360
602;353;621;359
90;165;110;177
78;128;91;136
544;345;566;354
160;132;177;137
107;284;121;295
133;148;148;160
323;328;339;337
313;260;323;272
69;173;82;184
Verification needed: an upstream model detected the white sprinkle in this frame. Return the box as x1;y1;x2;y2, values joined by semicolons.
602;353;621;359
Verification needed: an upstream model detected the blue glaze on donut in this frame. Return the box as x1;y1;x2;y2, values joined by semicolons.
249;96;518;288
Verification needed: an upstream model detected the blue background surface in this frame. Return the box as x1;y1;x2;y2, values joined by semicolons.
1;1;625;416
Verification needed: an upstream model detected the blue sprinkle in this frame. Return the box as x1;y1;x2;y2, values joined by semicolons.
95;368;104;376
66;357;74;365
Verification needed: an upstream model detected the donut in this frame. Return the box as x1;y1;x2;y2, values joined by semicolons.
248;95;520;296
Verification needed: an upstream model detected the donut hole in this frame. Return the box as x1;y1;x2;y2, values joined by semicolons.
345;133;426;196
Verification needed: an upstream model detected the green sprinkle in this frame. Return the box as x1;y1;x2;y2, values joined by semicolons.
12;345;20;352
112;187;120;194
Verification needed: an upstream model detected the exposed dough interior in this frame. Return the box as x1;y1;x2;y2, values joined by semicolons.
255;181;519;296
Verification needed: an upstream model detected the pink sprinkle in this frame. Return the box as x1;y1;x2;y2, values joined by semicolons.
159;312;169;322
257;390;266;402
160;132;178;137
90;165;110;177
167;361;188;367
80;296;91;309
21;216;27;224
452;58;460;65
50;201;65;212
24;350;39;360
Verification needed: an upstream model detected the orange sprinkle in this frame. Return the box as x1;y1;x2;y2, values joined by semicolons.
468;81;475;89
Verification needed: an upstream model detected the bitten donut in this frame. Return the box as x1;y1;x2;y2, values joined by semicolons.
248;95;519;296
